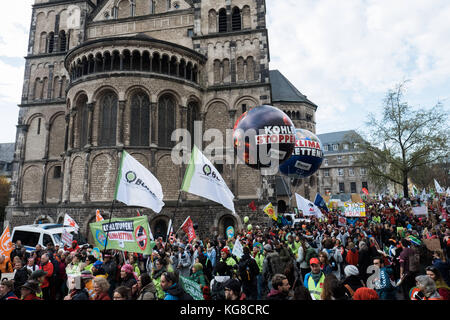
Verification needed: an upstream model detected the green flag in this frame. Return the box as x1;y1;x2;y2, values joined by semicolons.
179;275;204;300
89;216;153;254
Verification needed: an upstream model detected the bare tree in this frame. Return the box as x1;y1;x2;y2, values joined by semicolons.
351;81;449;197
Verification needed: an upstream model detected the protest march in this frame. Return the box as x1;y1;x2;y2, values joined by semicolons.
1;149;449;302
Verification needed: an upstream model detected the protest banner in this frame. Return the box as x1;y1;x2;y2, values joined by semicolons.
343;202;366;217
351;194;363;203
232;238;243;259
0;226;13;260
61;228;73;247
179;275;204;300
89;216;153;254
226;226;235;239
338;216;347;227
412;206;428;216
423;239;442;252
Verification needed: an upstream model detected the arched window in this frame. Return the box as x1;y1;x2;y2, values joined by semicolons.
158;94;176;147
169;56;177;77
132;51;141;71
213;59;221;84
246;56;254;81
53;76;60;99
242;6;251;29
82;56;88;75
218;9;227;33
161;55;169;74
231;7;242;31
99;92;118;146
142;51;151;71
104;52;112;71
150;0;156;14
208;9;217;33
59;30;67;52
76;95;89;148
88;55;95;74
152;52;161;73
118;0;130;19
122;50;131;70
95;52;104;73
223;59;230;83
179;59;186;78
112;51;121;70
48;32;55;53
130;92;150;146
39;32;47;54
187;101;199;147
236;57;245;81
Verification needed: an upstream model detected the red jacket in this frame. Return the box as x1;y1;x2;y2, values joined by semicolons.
23;293;42;300
94;292;111;300
346;249;359;266
39;262;54;288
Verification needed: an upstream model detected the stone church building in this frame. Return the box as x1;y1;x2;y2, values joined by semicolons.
7;0;318;241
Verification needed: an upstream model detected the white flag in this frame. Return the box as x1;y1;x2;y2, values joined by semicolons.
295;193;323;218
434;179;444;194
115;151;165;213
446;187;450;197
181;145;235;213
64;214;79;233
232;238;243;259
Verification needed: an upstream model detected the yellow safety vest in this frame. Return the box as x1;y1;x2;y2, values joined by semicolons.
307;273;325;300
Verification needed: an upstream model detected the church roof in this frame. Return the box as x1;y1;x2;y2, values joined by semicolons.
269;70;317;108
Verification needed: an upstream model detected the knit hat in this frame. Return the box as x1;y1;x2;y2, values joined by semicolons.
93;260;103;269
344;265;360;277
224;279;241;294
221;247;230;255
193;263;203;271
353;287;379;300
263;244;272;252
30;269;47;280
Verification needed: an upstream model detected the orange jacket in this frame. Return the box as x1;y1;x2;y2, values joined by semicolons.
39;262;54;288
0;258;13;273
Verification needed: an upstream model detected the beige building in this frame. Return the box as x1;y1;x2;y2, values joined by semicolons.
7;0;318;241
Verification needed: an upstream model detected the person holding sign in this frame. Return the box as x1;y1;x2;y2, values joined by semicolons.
161;271;193;300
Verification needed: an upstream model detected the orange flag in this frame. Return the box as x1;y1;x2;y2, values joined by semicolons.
0;226;13;260
96;209;104;222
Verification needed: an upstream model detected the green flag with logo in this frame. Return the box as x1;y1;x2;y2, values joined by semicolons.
179;275;204;300
89;216;153;254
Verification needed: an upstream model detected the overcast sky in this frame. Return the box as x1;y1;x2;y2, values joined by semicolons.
0;0;449;143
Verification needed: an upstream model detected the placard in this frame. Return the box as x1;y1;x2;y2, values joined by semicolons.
343;202;366;217
412;206;428;216
423;238;441;252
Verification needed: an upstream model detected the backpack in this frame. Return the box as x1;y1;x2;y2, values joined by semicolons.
211;280;226;300
238;257;259;283
305;247;317;265
408;248;421;273
326;249;339;272
268;253;285;276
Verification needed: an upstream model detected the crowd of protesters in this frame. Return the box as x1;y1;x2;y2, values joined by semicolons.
1;194;449;301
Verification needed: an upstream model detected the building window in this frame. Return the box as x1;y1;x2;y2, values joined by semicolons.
324;145;328;151
37;118;42;135
218;9;227;32
360;167;367;175
150;1;155;14
242;104;247;114
362;181;368;191
167;0;171;11
324;169;329;177
187;101;199;148
343;143;349;150
99;92;118;147
306;114;313;121
350;182;356;193
349;167;354;176
339;182;345;193
187;28;194;37
337;156;342;163
53;166;62;179
338;168;344;176
130;92;150;146
158;94;176;147
349;155;354;162
215;162;224;174
231;7;242;31
324;159;328;166
333;144;338;151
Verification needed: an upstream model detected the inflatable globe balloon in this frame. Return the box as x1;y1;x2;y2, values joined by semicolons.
243;216;249;224
233;105;296;169
279;128;324;178
247;224;252;231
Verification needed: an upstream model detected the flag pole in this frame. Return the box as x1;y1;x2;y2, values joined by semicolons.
102;199;116;255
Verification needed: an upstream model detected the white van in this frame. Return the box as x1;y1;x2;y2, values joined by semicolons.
11;224;84;252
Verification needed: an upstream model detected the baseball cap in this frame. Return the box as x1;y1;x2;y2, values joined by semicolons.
309;257;320;265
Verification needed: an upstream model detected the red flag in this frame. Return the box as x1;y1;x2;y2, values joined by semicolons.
362;188;369;196
180;216;196;243
137;210;141;216
95;209;104;222
248;201;257;212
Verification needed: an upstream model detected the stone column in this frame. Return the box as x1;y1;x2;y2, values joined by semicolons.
150;102;158;145
82;152;91;204
117;100;126;146
228;110;236;194
68;110;76;151
86;102;95;147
